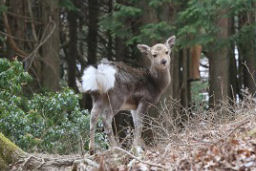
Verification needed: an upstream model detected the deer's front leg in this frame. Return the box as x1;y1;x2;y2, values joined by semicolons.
131;102;149;149
89;106;101;155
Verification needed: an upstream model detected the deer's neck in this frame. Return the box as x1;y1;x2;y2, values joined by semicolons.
149;66;171;91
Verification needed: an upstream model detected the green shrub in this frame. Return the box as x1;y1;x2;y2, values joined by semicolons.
0;58;106;154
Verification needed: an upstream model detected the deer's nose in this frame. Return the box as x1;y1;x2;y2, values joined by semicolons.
161;59;167;65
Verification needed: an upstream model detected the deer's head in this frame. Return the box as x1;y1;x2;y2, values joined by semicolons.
137;36;176;71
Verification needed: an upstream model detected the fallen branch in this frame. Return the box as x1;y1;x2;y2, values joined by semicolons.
113;147;168;170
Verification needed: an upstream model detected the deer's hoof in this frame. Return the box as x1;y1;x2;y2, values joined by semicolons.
131;145;144;156
89;148;95;155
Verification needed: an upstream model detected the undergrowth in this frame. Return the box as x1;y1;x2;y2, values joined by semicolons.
0;58;107;154
1;58;256;170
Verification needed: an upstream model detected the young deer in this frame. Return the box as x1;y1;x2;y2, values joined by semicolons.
81;36;176;154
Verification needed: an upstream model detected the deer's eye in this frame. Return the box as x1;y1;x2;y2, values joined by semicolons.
165;51;168;54
153;54;157;58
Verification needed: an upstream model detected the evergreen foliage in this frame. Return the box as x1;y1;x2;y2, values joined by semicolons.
0;59;106;154
1;0;256;158
100;0;175;45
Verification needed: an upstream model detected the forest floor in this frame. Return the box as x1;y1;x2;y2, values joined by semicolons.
48;98;256;171
15;98;256;171
89;113;256;171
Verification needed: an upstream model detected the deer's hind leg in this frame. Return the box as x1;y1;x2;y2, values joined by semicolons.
89;94;105;155
102;92;126;148
102;111;118;147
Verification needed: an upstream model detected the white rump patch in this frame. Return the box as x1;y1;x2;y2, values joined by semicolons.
81;66;98;92
81;64;116;93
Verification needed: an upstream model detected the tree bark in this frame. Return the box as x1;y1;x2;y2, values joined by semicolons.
5;0;27;58
228;17;239;102
83;0;99;110
115;37;127;61
240;10;256;95
0;133;99;170
209;10;230;108
67;2;79;91
180;48;191;108
0;133;25;170
41;0;60;91
87;0;99;65
189;45;201;81
107;0;113;61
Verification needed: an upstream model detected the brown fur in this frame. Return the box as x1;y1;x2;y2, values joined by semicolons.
88;36;176;154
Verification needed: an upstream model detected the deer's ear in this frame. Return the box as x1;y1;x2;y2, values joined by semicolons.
137;44;150;54
165;35;176;48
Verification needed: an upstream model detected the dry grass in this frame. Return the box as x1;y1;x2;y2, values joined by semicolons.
94;92;256;170
134;91;256;170
13;92;256;170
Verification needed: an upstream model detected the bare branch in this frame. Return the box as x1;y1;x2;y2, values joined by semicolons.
2;11;28;58
23;20;56;71
27;0;39;42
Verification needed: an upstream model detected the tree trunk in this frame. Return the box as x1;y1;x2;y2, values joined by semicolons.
189;45;201;81
5;0;26;58
107;0;113;61
243;43;256;95
84;0;99;110
238;10;256;96
0;133;100;170
41;0;60;91
209;10;230;108
243;11;256;95
87;0;99;65
67;3;78;91
228;17;239;102
0;133;25;170
180;48;191;108
229;43;238;102
115;37;127;62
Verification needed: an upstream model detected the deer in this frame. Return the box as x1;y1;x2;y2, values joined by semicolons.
80;35;176;154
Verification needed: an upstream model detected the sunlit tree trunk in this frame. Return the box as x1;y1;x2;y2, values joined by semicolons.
229;17;239;102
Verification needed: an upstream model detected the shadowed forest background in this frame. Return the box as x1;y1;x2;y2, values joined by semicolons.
1;0;256;170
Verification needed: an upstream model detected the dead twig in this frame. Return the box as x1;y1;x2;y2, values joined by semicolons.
0;31;35;42
243;62;256;90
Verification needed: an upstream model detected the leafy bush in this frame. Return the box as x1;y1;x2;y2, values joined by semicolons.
0;58;106;154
